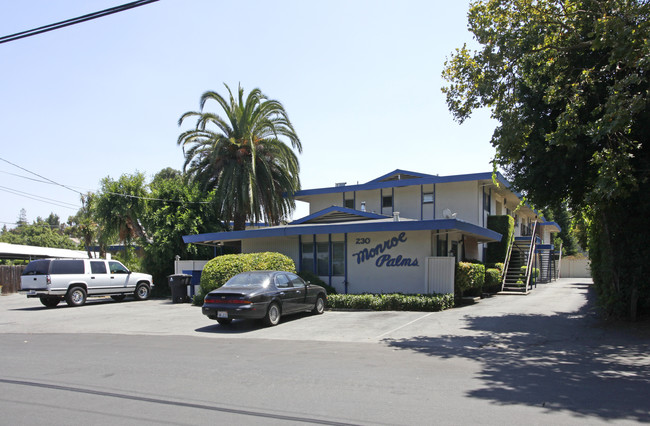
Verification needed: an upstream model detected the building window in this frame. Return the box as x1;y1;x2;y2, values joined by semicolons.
436;234;448;256
422;192;434;204
301;241;344;276
382;195;393;209
301;242;314;273
344;199;354;209
483;189;491;212
317;243;329;276
332;242;345;276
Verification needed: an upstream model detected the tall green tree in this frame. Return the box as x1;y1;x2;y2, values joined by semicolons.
140;168;226;291
94;173;148;263
442;0;650;318
178;84;302;230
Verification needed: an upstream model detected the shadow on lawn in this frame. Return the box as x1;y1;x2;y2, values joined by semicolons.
384;282;650;422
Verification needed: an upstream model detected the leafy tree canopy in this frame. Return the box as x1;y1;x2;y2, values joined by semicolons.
0;214;79;250
443;0;650;318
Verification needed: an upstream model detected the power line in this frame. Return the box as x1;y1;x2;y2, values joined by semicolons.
0;0;160;45
0;157;210;205
0;186;79;210
0;157;81;195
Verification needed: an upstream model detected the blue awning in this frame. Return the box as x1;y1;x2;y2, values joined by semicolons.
183;218;502;245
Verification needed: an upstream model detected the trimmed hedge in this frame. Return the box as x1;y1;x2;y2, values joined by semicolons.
484;268;502;294
199;252;296;295
455;262;485;297
327;293;454;311
486;215;515;264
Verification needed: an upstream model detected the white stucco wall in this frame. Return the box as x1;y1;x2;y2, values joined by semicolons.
241;236;301;266
303;193;344;214
346;230;431;294
393;185;422;219
435;181;480;225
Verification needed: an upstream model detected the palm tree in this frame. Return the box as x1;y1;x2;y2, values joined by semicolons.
178;84;302;230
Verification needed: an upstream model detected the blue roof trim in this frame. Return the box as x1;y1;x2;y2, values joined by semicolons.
289;206;388;224
365;169;437;184
294;171;510;197
183;218;503;244
540;221;561;232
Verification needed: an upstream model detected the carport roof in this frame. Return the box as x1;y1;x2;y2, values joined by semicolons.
0;242;92;260
182;217;503;245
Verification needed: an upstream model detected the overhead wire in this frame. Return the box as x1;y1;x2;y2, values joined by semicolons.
0;0;160;45
0;157;210;205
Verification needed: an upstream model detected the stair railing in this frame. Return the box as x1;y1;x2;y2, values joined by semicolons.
523;220;538;292
500;230;516;292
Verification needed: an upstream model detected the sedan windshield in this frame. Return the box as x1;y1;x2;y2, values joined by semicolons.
223;272;271;288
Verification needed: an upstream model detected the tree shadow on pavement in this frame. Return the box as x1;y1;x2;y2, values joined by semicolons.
384;282;650;422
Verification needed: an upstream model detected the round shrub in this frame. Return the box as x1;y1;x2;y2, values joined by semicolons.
455;262;486;297
484;268;502;294
200;252;296;294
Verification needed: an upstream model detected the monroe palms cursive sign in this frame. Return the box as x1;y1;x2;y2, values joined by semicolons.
351;232;419;267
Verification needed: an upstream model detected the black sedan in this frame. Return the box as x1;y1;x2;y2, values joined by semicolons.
202;270;327;326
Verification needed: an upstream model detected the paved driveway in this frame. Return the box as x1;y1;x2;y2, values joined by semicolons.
0;278;611;343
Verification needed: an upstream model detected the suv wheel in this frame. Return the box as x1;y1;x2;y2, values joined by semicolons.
134;283;150;301
40;296;60;308
66;287;87;307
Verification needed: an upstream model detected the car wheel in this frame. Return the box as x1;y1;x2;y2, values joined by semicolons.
216;318;232;326
263;302;281;327
65;287;87;307
40;296;60;308
111;295;126;302
312;294;326;315
133;283;150;301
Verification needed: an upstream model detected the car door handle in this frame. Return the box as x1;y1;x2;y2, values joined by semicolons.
91;277;95;279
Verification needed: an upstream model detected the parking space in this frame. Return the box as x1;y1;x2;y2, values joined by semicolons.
0;278;595;343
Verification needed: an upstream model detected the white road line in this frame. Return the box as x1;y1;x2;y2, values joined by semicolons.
374;311;437;340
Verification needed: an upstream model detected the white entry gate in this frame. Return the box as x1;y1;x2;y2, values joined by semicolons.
425;257;455;294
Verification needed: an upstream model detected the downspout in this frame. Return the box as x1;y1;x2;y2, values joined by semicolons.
312;234;317;275
298;235;302;272
328;234;332;287
344;233;348;294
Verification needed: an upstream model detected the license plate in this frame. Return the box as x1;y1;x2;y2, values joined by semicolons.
27;290;36;296
217;311;228;318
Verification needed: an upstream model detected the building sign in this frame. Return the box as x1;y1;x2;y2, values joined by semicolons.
351;232;419;267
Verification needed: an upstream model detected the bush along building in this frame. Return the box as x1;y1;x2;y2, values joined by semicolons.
183;170;560;295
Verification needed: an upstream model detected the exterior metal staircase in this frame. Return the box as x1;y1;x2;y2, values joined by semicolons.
500;221;538;294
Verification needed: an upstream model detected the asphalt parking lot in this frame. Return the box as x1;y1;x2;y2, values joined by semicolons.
0;278;601;343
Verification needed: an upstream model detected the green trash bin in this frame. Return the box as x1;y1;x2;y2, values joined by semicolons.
168;274;191;303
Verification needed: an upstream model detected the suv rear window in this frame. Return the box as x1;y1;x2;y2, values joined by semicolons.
22;260;51;276
50;260;85;275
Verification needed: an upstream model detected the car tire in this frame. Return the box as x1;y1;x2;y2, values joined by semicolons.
216;318;232;326
111;295;126;302
312;294;326;315
65;286;87;307
263;302;281;327
133;283;150;301
40;296;60;308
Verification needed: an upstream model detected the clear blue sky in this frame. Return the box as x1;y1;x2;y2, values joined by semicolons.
0;0;496;226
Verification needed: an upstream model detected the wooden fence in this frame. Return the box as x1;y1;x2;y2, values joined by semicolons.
0;265;26;294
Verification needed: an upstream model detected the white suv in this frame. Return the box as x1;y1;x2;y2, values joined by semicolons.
20;258;153;307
